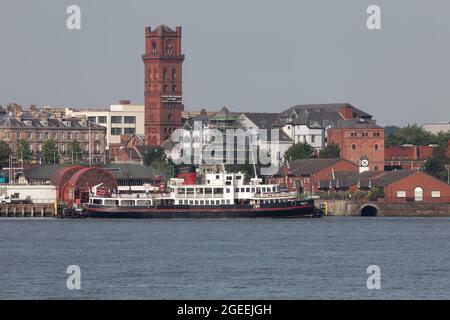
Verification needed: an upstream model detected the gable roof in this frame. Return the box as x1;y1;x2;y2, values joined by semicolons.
241;112;279;129
278;103;372;119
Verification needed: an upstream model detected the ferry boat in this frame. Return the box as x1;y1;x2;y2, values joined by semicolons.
84;171;319;219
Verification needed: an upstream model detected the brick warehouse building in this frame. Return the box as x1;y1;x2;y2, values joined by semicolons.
142;25;184;145
327;119;385;171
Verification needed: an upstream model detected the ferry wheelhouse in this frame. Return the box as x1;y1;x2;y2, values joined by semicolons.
85;172;318;219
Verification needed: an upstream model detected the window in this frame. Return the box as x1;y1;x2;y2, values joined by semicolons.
45;132;49;139
163;85;168;92
431;191;441;198
152;41;157;54
111;116;122;124
124;116;136;124
98;116;107;124
111;128;122;135
311;135;316;143
172;69;176;80
28;132;32;139
397;191;406;198
124;128;135;135
88;116;96;123
163;68;167;80
172;85;177;92
352;144;356;150
375;144;379;150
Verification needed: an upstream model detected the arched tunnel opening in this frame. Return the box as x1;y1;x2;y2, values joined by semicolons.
361;205;378;217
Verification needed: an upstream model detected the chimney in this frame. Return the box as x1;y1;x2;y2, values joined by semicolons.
339;105;353;120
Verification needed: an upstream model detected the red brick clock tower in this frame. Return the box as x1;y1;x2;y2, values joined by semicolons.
142;25;185;145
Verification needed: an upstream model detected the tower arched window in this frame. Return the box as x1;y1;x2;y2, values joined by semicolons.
172;68;176;80
166;40;173;55
152;41;157;54
163;68;168;80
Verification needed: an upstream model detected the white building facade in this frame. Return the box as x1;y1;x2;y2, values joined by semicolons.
65;101;145;149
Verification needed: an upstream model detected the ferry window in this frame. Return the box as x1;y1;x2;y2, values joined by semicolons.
104;200;117;206
226;181;231;186
236;176;242;180
214;188;223;194
195;200;199;205
196;188;202;194
137;200;152;206
241;188;245;192
121;200;134;206
205;200;209;205
262;187;266;192
93;199;103;205
216;200;220;205
226;200;230;204
184;200;188;205
226;188;230;193
251;188;255;192
200;200;204;205
235;188;239;192
246;188;250;192
216;175;220;179
205;188;212;194
189;200;193;205
226;176;232;180
221;200;225;204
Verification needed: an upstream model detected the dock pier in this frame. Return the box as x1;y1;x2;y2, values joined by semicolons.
0;204;56;218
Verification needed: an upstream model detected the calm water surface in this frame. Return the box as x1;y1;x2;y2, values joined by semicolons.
1;217;450;299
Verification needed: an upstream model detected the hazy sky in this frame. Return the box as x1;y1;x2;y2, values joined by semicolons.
0;0;449;126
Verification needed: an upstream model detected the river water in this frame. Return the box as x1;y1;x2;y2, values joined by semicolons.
0;217;449;299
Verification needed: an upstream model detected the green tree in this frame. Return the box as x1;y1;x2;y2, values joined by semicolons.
41;139;58;164
0;141;11;169
424;141;449;181
384;125;400;136
16;139;32;163
284;142;314;162
68;140;83;163
318;143;340;159
385;124;437;147
143;146;166;166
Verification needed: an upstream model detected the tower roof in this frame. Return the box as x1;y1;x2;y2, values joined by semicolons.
154;24;175;33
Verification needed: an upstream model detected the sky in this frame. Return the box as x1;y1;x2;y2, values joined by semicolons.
0;0;449;126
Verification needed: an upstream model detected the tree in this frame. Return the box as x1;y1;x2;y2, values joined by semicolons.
385;124;437;147
284;142;314;162
68;140;83;163
41;139;58;164
16;139;32;163
318;143;340;159
143;146;166;166
0;141;11;169
384;125;400;136
424;141;449;181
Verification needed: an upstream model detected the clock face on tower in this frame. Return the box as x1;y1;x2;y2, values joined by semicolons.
361;159;369;167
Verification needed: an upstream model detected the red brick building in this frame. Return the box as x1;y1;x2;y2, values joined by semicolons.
384;145;436;170
267;158;359;194
142;25;184;145
327;120;384;171
318;170;450;203
383;171;450;203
